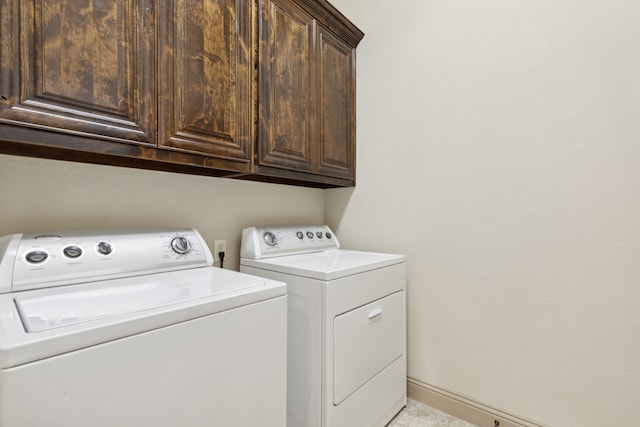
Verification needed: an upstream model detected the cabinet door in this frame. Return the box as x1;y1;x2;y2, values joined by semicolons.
258;0;315;172
317;27;355;180
157;0;252;162
0;0;154;144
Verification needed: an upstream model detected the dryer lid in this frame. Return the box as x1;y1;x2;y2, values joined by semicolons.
241;249;405;281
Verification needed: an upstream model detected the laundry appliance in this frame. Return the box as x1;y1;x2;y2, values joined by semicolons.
0;228;286;427
240;225;406;427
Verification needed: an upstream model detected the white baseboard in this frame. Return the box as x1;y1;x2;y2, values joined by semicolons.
407;378;545;427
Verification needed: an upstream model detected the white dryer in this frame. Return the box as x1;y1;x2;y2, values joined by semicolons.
0;228;287;427
240;225;407;427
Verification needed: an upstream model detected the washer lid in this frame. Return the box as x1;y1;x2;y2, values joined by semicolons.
0;267;286;368
241;249;405;281
15;266;270;333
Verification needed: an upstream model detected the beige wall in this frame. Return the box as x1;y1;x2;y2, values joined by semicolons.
0;154;324;270
326;0;640;426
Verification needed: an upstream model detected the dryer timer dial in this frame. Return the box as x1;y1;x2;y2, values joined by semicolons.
263;231;278;247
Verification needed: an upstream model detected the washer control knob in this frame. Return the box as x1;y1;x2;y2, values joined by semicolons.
325;232;332;239
63;245;83;259
316;232;323;239
306;231;314;239
25;250;48;264
171;237;192;255
263;231;278;246
296;231;304;240
97;241;113;255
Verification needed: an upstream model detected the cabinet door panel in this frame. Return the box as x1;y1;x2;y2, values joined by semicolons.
258;0;314;172
0;0;154;144
158;0;251;161
317;28;355;180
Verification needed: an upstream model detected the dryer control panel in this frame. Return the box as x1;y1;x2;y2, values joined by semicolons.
0;229;213;293
240;225;340;259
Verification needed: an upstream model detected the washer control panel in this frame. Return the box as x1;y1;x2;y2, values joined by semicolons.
0;228;213;293
241;225;340;259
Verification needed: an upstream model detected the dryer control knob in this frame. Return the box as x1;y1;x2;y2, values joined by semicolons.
263;231;278;246
171;237;192;255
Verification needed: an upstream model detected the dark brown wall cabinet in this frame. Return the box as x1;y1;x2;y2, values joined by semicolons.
157;0;252;162
255;0;361;186
0;0;363;187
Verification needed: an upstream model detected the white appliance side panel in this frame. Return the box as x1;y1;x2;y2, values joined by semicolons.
0;234;20;293
333;291;404;404
0;296;287;427
241;265;323;427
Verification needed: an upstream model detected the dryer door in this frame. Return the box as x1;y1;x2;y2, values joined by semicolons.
333;290;404;404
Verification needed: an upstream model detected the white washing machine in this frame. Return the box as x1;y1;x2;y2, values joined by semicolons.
0;228;287;427
240;225;407;427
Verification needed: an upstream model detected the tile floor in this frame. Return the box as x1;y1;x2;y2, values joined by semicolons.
387;399;477;427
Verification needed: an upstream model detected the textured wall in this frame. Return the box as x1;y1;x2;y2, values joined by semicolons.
0;154;324;270
326;0;640;425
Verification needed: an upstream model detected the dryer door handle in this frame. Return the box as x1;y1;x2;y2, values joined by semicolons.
367;307;383;322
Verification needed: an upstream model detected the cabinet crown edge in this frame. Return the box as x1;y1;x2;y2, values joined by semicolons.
295;0;365;47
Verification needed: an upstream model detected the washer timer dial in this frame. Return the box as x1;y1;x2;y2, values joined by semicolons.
171;236;192;255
